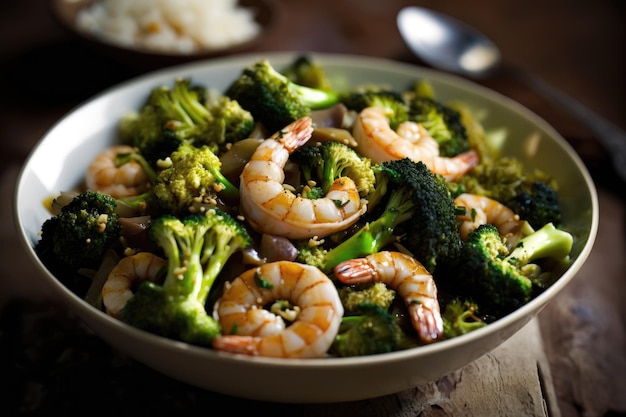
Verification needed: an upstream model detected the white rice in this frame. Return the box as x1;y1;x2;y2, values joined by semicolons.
76;0;262;53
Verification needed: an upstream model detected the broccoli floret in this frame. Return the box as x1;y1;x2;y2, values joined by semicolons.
291;141;376;197
120;208;253;346
289;144;324;199
152;142;240;215
295;163;406;273
330;303;416;357
340;90;409;129
441;298;487;339
338;282;396;312
506;180;562;230
119;78;254;163
199;94;256;153
106;142;242;217
443;222;573;318
296;158;461;274
295;240;329;271
405;96;470;157
281;55;334;90
456;157;563;229
442;224;530;318
36;191;122;275
225;59;339;132
448;101;493;164
403;79;437;100
118;78;206;163
380;158;463;273
401;80;471;158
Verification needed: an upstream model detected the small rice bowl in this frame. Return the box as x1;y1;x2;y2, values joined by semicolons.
76;0;262;53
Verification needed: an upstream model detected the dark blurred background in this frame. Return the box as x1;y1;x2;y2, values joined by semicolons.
0;1;624;416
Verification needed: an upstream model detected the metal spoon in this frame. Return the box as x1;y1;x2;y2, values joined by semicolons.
397;6;626;182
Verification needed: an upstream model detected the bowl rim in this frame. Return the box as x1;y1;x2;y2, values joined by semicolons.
13;51;600;370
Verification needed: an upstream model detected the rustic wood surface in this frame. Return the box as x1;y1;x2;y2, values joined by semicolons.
1;1;625;416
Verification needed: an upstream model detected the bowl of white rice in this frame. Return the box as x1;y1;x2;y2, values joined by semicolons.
51;0;276;67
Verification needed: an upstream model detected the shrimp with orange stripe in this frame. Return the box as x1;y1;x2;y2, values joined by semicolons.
86;145;152;198
239;117;366;239
333;251;443;344
454;193;526;244
352;106;479;181
102;252;167;319
212;260;343;358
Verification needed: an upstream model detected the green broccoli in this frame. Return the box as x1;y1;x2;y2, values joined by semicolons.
152;142;240;216
200;94;256;153
225;59;339;132
296;158;462;274
448;100;493;164
405;96;471;157
281;54;334;90
119;78;254;163
456;157;563;229
441;298;487;339
338;281;396;312
36;191;122;280
120;208;253;346
506;180;562;230
403;79;437;100
340;90;410;129
400;79;472;158
295;241;329;271
106;142;241;217
290;141;376;197
442;222;573;318
369;158;462;273
330;303;416;357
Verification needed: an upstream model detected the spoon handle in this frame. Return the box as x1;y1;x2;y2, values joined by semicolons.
515;69;626;183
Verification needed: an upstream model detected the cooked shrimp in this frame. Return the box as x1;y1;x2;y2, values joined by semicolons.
101;252;166;318
334;251;443;344
395;121;440;157
86;145;151;198
454;193;524;242
239;117;367;239
212;261;344;358
352;107;479;181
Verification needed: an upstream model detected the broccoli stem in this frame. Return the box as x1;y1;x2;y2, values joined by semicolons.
173;79;212;124
442;299;486;339
267;63;339;109
208;165;240;201
325;188;415;270
505;222;573;266
161;227;205;301
294;85;339;109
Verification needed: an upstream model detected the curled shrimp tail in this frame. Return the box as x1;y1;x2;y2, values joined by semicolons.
275;117;315;151
437;148;480;181
455;193;524;243
212;335;260;355
333;258;375;284
353;107;480;181
334;251;444;345
213;261;343;358
240;117;366;239
412;302;444;344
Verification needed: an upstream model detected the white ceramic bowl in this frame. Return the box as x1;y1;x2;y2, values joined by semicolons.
14;52;598;403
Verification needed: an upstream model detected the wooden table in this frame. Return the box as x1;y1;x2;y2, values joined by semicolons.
1;1;624;416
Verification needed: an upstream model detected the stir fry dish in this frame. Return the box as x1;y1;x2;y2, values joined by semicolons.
35;55;574;358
